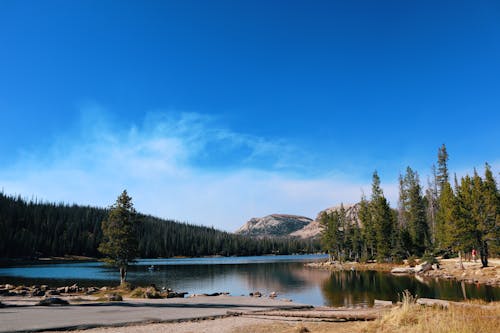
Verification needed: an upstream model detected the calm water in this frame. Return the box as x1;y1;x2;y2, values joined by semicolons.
1;255;499;307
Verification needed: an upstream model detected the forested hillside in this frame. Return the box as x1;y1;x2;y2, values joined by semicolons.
0;194;320;259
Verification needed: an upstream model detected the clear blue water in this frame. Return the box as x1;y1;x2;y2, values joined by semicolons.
1;254;499;307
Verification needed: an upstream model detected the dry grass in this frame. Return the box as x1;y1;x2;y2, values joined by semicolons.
363;291;500;333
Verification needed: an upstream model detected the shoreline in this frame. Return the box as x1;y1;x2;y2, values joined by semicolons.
305;257;500;287
1;294;498;333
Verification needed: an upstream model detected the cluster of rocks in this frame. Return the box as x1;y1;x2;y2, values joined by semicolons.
249;291;278;298
0;284;101;297
390;262;438;275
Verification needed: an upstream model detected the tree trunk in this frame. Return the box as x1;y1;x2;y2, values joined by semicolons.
120;266;127;285
480;242;488;268
458;251;464;270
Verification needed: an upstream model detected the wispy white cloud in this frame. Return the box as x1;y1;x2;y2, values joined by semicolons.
0;107;400;231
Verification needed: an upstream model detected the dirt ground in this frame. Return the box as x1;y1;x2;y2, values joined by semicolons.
421;258;500;286
45;316;367;333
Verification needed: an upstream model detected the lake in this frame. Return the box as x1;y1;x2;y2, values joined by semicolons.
1;254;499;306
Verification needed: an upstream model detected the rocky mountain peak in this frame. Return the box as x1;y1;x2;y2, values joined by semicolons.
235;214;313;238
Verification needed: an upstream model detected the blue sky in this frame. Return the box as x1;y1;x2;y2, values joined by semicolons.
0;1;499;231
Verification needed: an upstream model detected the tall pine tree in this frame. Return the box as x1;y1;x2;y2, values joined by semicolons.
98;190;139;285
370;171;394;262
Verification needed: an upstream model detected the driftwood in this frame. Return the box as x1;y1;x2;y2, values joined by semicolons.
233;307;387;322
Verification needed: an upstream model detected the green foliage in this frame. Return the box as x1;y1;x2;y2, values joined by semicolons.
0;192;321;260
407;255;417;267
319;208;344;262
371;171;394;262
398;167;429;255
420;252;439;265
98;190;139;284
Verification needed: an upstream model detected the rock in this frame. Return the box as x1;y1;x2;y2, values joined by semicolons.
236;214;312;238
100;287;108;291
37;297;69;306
166;291;188;298
251;291;262;297
431;264;440;270
46;289;60;296
202;292;222;296
106;293;123;302
30;289;46;297
86;287;98;295
391;267;415;274
4;284;15;290
269;291;278;298
415;262;432;274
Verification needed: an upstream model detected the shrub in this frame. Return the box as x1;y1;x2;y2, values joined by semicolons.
421;252;439;265
407;255;418;267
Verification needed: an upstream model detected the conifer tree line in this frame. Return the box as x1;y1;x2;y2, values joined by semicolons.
320;144;500;267
0;194;320;259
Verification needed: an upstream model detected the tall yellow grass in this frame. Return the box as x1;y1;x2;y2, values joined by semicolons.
364;291;500;333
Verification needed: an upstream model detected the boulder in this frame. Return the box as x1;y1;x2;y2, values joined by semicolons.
166;291;188;298
46;289;60;296
106;293;123;302
85;287;99;295
391;267;415;274
415;262;432;274
30;289;46;297
37;297;69;306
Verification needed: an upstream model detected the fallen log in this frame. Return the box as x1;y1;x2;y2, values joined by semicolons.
233;308;387;321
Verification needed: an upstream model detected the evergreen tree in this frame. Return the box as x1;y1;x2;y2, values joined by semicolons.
453;175;477;259
473;165;500;267
403;167;429;255
436;144;449;194
98;190;139;285
359;194;374;258
435;144;455;252
370;171;394;262
319;208;344;262
425;165;438;246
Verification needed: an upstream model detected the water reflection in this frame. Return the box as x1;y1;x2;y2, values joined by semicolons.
1;255;499;307
320;270;500;307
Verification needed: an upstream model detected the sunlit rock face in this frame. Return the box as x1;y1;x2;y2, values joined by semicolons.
235;214;312;238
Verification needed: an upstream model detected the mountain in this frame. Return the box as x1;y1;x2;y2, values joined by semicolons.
235;214;313;238
291;203;361;239
235;205;361;239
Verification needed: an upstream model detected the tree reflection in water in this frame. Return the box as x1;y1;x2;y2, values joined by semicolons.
320;270;500;307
